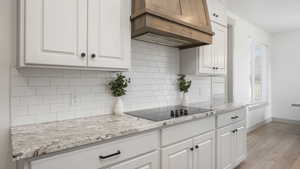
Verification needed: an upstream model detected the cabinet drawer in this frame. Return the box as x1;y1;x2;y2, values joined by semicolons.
217;108;246;128
111;151;159;169
161;117;215;146
31;131;159;169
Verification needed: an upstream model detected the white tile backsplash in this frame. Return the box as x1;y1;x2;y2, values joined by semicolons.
10;40;221;126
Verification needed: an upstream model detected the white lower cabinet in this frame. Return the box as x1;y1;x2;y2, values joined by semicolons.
30;131;159;169
110;151;159;169
233;124;247;166
162;131;215;169
217;125;235;169
217;121;247;169
162;139;193;169
193;132;215;169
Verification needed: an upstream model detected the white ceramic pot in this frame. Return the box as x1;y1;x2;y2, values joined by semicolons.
113;97;124;115
181;93;188;107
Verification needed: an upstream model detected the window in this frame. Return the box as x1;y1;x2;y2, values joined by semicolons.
250;40;268;102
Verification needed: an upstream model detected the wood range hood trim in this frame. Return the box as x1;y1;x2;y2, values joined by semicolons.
131;0;214;49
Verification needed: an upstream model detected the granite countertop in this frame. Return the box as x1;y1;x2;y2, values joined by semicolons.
11;110;215;161
213;103;247;114
190;102;247;115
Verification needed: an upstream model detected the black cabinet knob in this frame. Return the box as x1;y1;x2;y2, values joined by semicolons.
232;129;238;133
81;53;86;58
91;54;96;58
195;145;199;149
190;147;194;151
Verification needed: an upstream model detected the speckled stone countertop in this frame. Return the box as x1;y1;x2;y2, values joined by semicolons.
11;110;215;161
190;102;247;115
213;103;247;114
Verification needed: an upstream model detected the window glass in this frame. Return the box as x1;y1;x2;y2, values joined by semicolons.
250;40;268;102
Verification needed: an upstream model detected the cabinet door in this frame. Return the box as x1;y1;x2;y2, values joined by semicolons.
87;0;131;70
198;44;214;74
213;23;227;75
110;151;159;169
207;0;227;26
23;0;88;66
217;126;234;169
233;123;247;166
162;139;193;169
193;131;215;169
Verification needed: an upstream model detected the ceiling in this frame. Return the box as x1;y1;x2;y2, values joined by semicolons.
226;0;300;33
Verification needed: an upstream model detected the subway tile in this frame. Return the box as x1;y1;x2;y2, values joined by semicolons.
10;41;219;126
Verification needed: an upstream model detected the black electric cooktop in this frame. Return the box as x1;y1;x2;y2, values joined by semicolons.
126;106;213;122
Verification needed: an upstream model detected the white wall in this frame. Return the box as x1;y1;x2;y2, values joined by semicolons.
227;11;272;127
0;0;16;168
271;30;300;121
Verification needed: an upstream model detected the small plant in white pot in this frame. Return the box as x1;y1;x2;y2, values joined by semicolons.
177;74;192;107
108;73;131;115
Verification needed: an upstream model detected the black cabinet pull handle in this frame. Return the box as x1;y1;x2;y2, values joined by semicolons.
232;129;238;133
91;54;96;58
231;116;239;120
99;150;121;160
190;147;194;151
81;52;86;58
195;145;199;149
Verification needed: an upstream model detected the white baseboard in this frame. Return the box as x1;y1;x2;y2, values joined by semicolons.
272;117;300;125
247;118;272;133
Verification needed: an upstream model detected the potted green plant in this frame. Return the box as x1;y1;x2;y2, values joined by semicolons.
108;73;131;115
177;74;192;106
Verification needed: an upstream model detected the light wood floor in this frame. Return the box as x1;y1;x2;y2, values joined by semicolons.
236;122;300;169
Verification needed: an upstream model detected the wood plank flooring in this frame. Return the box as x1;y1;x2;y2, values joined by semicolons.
236;122;300;169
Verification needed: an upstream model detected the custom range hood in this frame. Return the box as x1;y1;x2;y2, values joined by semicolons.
131;0;214;49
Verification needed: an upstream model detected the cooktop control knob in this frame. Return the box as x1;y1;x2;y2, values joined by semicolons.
175;110;179;117
180;109;184;115
170;110;175;117
184;109;188;116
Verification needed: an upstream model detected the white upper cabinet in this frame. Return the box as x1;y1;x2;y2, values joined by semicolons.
213;23;227;75
87;0;131;69
19;0;131;71
180;22;227;76
21;0;88;67
207;0;227;26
